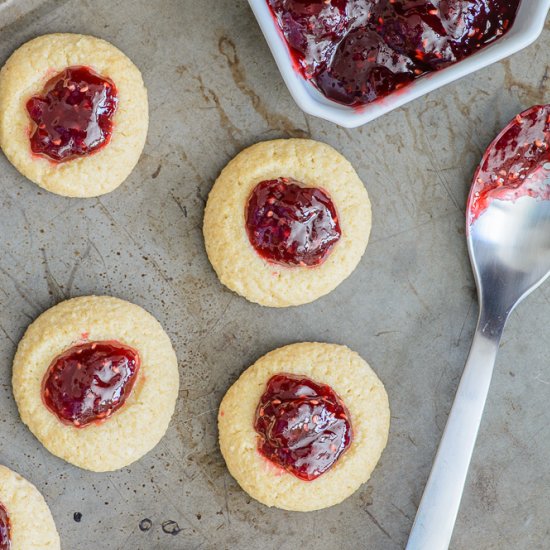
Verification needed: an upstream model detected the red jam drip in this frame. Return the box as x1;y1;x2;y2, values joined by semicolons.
0;503;10;550
42;340;140;428
268;0;520;106
468;105;550;225
254;374;352;481
245;178;341;267
26;66;118;162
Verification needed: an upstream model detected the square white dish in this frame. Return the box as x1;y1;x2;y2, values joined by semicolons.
248;0;550;128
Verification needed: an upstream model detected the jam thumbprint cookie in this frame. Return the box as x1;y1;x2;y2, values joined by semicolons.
218;343;389;511
203;139;371;307
0;465;60;549
0;34;148;197
12;296;179;472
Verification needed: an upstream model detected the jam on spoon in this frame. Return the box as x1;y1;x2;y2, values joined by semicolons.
268;0;521;106
245;178;341;267
26;66;118;162
468;105;550;225
0;503;10;550
254;374;352;480
42;340;140;428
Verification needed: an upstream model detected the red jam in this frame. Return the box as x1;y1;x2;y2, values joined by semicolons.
42;341;140;428
268;0;520;106
26;66;118;162
245;178;341;267
0;503;10;550
468;105;550;226
254;374;352;480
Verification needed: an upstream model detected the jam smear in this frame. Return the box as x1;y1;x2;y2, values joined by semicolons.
468;105;550;226
42;340;139;428
254;374;352;480
26;66;118;162
245;178;341;267
268;0;520;106
0;503;10;550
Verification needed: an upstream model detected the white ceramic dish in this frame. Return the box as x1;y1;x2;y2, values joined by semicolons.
248;0;550;128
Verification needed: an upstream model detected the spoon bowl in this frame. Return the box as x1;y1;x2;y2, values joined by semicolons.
407;104;550;550
468;104;550;317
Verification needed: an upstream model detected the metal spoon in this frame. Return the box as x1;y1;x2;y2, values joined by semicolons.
406;104;550;550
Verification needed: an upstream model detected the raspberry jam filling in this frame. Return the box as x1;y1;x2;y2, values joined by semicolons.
254;374;352;480
468;105;550;225
268;0;520;106
245;178;341;267
26;66;118;162
0;503;10;550
42;340;139;428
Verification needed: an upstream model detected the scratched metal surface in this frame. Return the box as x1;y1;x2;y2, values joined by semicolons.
0;1;548;548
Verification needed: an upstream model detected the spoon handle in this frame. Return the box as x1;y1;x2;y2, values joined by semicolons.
406;316;504;550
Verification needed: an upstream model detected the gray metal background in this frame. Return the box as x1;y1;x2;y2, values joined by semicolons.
0;1;548;548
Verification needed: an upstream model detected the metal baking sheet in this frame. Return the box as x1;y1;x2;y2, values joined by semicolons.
0;1;549;548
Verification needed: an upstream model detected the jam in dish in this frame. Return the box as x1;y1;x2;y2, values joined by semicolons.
255;374;352;480
268;0;521;106
42;340;139;428
468;105;550;225
0;503;10;550
245;178;341;267
27;66;118;162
